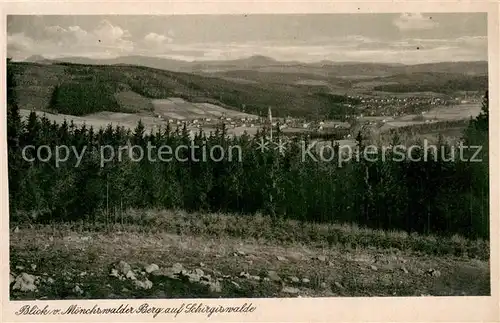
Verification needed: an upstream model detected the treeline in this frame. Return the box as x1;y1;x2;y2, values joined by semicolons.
50;82;123;116
6;62;490;239
373;76;487;94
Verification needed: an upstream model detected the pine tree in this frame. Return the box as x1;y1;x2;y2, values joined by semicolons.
7;59;23;212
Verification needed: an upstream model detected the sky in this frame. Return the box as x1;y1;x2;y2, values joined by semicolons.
7;13;488;64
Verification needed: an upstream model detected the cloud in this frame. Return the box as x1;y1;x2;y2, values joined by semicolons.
94;20;131;43
6;19;485;64
7;33;35;52
393;13;438;31
7;32;35;58
8;19;134;59
144;32;173;46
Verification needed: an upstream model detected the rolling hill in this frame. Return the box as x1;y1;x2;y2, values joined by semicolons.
10;56;488;120
9;61;360;118
23;54;488;77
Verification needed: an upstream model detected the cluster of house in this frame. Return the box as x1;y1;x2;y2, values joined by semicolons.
156;114;262;129
153;91;480;139
352;96;454;117
350;93;483;118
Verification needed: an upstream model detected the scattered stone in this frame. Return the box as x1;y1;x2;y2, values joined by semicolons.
414;268;424;275
153;268;174;279
320;282;328;289
145;264;160;274
263;277;271;282
187;272;201;283
370;265;378;271
239;272;250;279
81;236;91;241
427;269;441;277
199;262;205;267
201;274;211;282
14;226;20;233
109;268;120;278
250;275;261;281
267;270;281;282
222;274;231;279
282;286;300;294
12;273;37;292
289;276;300;283
302;278;310;284
246;254;259;261
125;270;137;280
277;256;287;261
30;264;37;271
237;250;246;256
73;285;84;295
121;287;130;293
134;279;153;290
15;265;24;271
401;266;409;274
328;261;334;267
231;281;241;289
208;281;222;293
171;263;184;274
194;268;204;276
317;255;327;262
46;277;55;284
334;282;344;289
117;261;131;275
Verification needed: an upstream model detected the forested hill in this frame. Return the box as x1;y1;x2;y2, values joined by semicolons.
9;61;360;118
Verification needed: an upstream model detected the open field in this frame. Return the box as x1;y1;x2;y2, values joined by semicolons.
424;103;482;121
10;210;489;300
368;103;482;134
152;98;258;121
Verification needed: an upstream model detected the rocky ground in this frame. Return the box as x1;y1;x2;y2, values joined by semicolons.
9;224;490;300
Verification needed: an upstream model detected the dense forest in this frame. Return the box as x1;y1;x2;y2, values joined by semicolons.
7;61;490;239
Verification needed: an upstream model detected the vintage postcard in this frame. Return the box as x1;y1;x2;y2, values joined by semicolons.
1;1;499;322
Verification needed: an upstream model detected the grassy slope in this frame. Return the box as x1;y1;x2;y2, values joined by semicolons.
10;210;490;300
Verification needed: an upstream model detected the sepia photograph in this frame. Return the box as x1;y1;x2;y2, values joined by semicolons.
2;3;497;320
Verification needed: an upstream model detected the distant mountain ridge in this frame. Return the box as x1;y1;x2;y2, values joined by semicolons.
23;54;488;76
